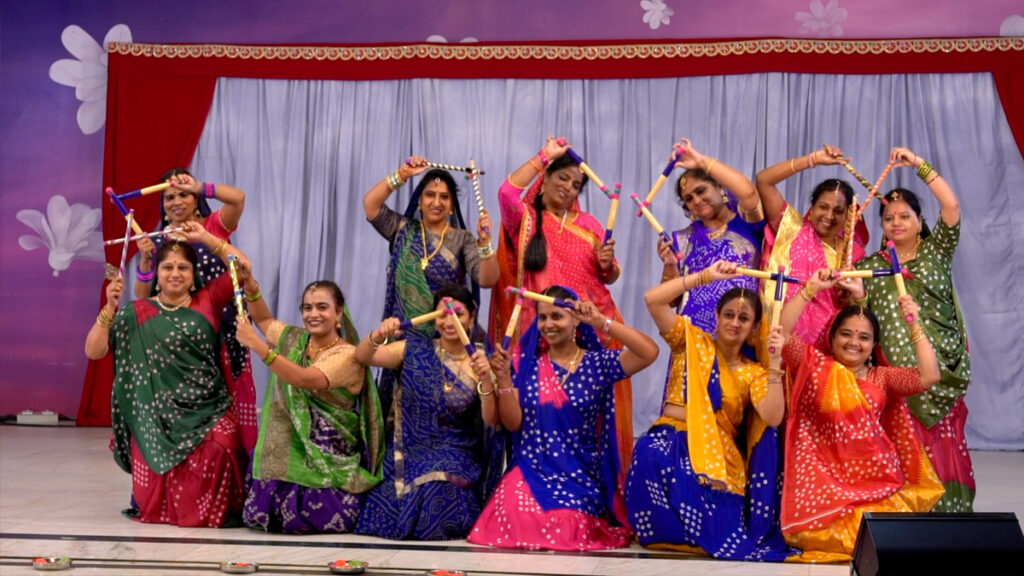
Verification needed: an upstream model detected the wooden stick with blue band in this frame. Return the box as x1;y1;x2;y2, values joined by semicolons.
227;255;246;321
640;150;683;212
886;240;915;323
766;264;788;355
832;268;896;279
505;286;576;310
736;267;803;284
502;295;525;351
115;181;173;201
556;138;608;193
603;182;621;245
398;309;446;330
443;297;477;357
630;193;683;262
106;187;145;236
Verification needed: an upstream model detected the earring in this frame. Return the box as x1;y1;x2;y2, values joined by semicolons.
721;191;728;203
155;283;161;292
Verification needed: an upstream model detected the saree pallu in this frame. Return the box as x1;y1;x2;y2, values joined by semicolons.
625;316;794;561
109;275;247;526
492;177;633;473
151;211;257;452
470;347;630;551
355;331;498;540
244;318;385;533
781;338;944;562
857;219;974;511
762;204;867;347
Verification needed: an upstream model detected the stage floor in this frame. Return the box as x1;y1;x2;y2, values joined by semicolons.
2;426;1022;575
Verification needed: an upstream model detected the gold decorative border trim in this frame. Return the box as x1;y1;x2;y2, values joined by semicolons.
108;37;1024;61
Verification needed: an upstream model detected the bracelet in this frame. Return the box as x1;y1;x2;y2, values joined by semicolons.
705;158;717;175
202;182;216;198
528;157;544;173
477;243;496;259
910;325;927;344
507;173;529;190
386;170;407;191
850;295;868;306
789;158;797;175
699;269;711;286
96;308;115;328
767;367;785;377
767;377;784;386
245;290;262;302
368;330;386;349
807;151;817;168
799;284;817;303
476;380;495;397
211;239;228;257
916;160;935;183
496;385;515;395
602;317;613;334
262;348;279;366
136;269;154;282
538;149;550;166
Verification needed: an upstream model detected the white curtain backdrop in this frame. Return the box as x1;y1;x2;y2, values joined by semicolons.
190;73;1024;450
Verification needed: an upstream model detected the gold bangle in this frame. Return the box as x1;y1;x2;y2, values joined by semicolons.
212;239;227;257
851;295;868;306
263;348;279;366
368;331;386;348
789;158;797;175
799;284;816;302
96;312;114;328
705;158;717;175
476;380;494;397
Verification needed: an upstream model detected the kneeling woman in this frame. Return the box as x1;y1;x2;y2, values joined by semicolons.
354;284;501;540
235;278;384;533
84;223;252;526
469;286;658;551
626;260;793;561
779;269;944;561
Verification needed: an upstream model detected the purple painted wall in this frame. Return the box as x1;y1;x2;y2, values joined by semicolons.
1;1;1021;418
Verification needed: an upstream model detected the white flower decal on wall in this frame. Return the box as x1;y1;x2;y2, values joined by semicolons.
17;195;104;277
641;0;674;30
48;24;132;135
426;35;479;43
796;0;847;38
1001;14;1024;36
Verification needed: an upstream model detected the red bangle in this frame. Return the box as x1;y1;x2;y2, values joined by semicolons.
496;385;515;395
538;150;550;166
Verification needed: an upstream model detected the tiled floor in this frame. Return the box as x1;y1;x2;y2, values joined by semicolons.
1;425;1021;575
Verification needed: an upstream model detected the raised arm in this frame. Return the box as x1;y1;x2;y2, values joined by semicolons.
779;268;836;341
644;259;741;334
900;294;940;390
675;138;761;220
353;317;405;370
85;276;123;359
573;300;658;376
890;147;960;227
362;156;430;222
755;147;844;224
241;273;274;336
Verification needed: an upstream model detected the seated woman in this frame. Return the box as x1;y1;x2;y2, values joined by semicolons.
353;284;500;540
84;222;251;527
778;269;945;561
234;278;384;534
625;260;793;561
468;286;658;551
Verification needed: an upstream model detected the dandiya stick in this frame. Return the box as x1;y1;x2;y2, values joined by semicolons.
467;158;489;235
556;138;608;192
842;197;859;270
603;182;621;245
822;144;875;194
117;210;134;278
443;297;477;357
630;193;682;261
833;268;895;279
886;240;914;323
641;150;683;208
115;181;173;201
106;187;144;235
501;295;525;350
736;267;802;284
505;286;576;310
398;309;445;330
862;160;895;212
227;255;246;321
409;159;484;175
770;265;787;329
103;227;186;246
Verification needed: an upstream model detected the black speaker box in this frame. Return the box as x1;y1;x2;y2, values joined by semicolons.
852;512;1024;576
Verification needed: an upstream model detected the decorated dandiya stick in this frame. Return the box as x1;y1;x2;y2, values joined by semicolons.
603;182;621;245
833;268;896;279
556;138;608;192
117;210;134;278
736;266;802;284
398;309;446;330
115;181;173;201
863;160;895;210
505;286;576;310
842;196;859;270
103;227;186;246
227;255;246;321
822;144;875;194
409;159;484;175
443;297;477;357
501;295;526;350
106;187;145;235
467;158;489;235
641;150;683;209
630;193;683;261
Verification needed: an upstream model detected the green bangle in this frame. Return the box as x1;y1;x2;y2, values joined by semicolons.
262;348;279;366
245;290;262;302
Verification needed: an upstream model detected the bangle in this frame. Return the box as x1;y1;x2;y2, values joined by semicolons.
910;325;927;344
496;385;515;395
386;170;406;191
202;182;216;198
851;295;868;306
136;269;154;282
799;284;817;303
528;157;544;173
789;158;797;175
705;158;717;175
507;173;528;190
262;348;279;366
476;380;494;397
211;239;228;257
538;149;550;166
768;367;785;377
96;309;115;328
245;290;262;302
602;317;613;334
916;160;935;183
477;243;495;259
368;330;386;349
808;151;817;168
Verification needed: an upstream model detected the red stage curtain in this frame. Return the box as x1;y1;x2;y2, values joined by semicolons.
77;37;1024;425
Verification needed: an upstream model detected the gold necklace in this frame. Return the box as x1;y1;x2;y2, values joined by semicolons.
307;335;341;360
550;346;582;386
155;294;191;312
439;344;470;393
896;237;921;263
419;221;450;270
546;209;569;233
707;224;728;240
